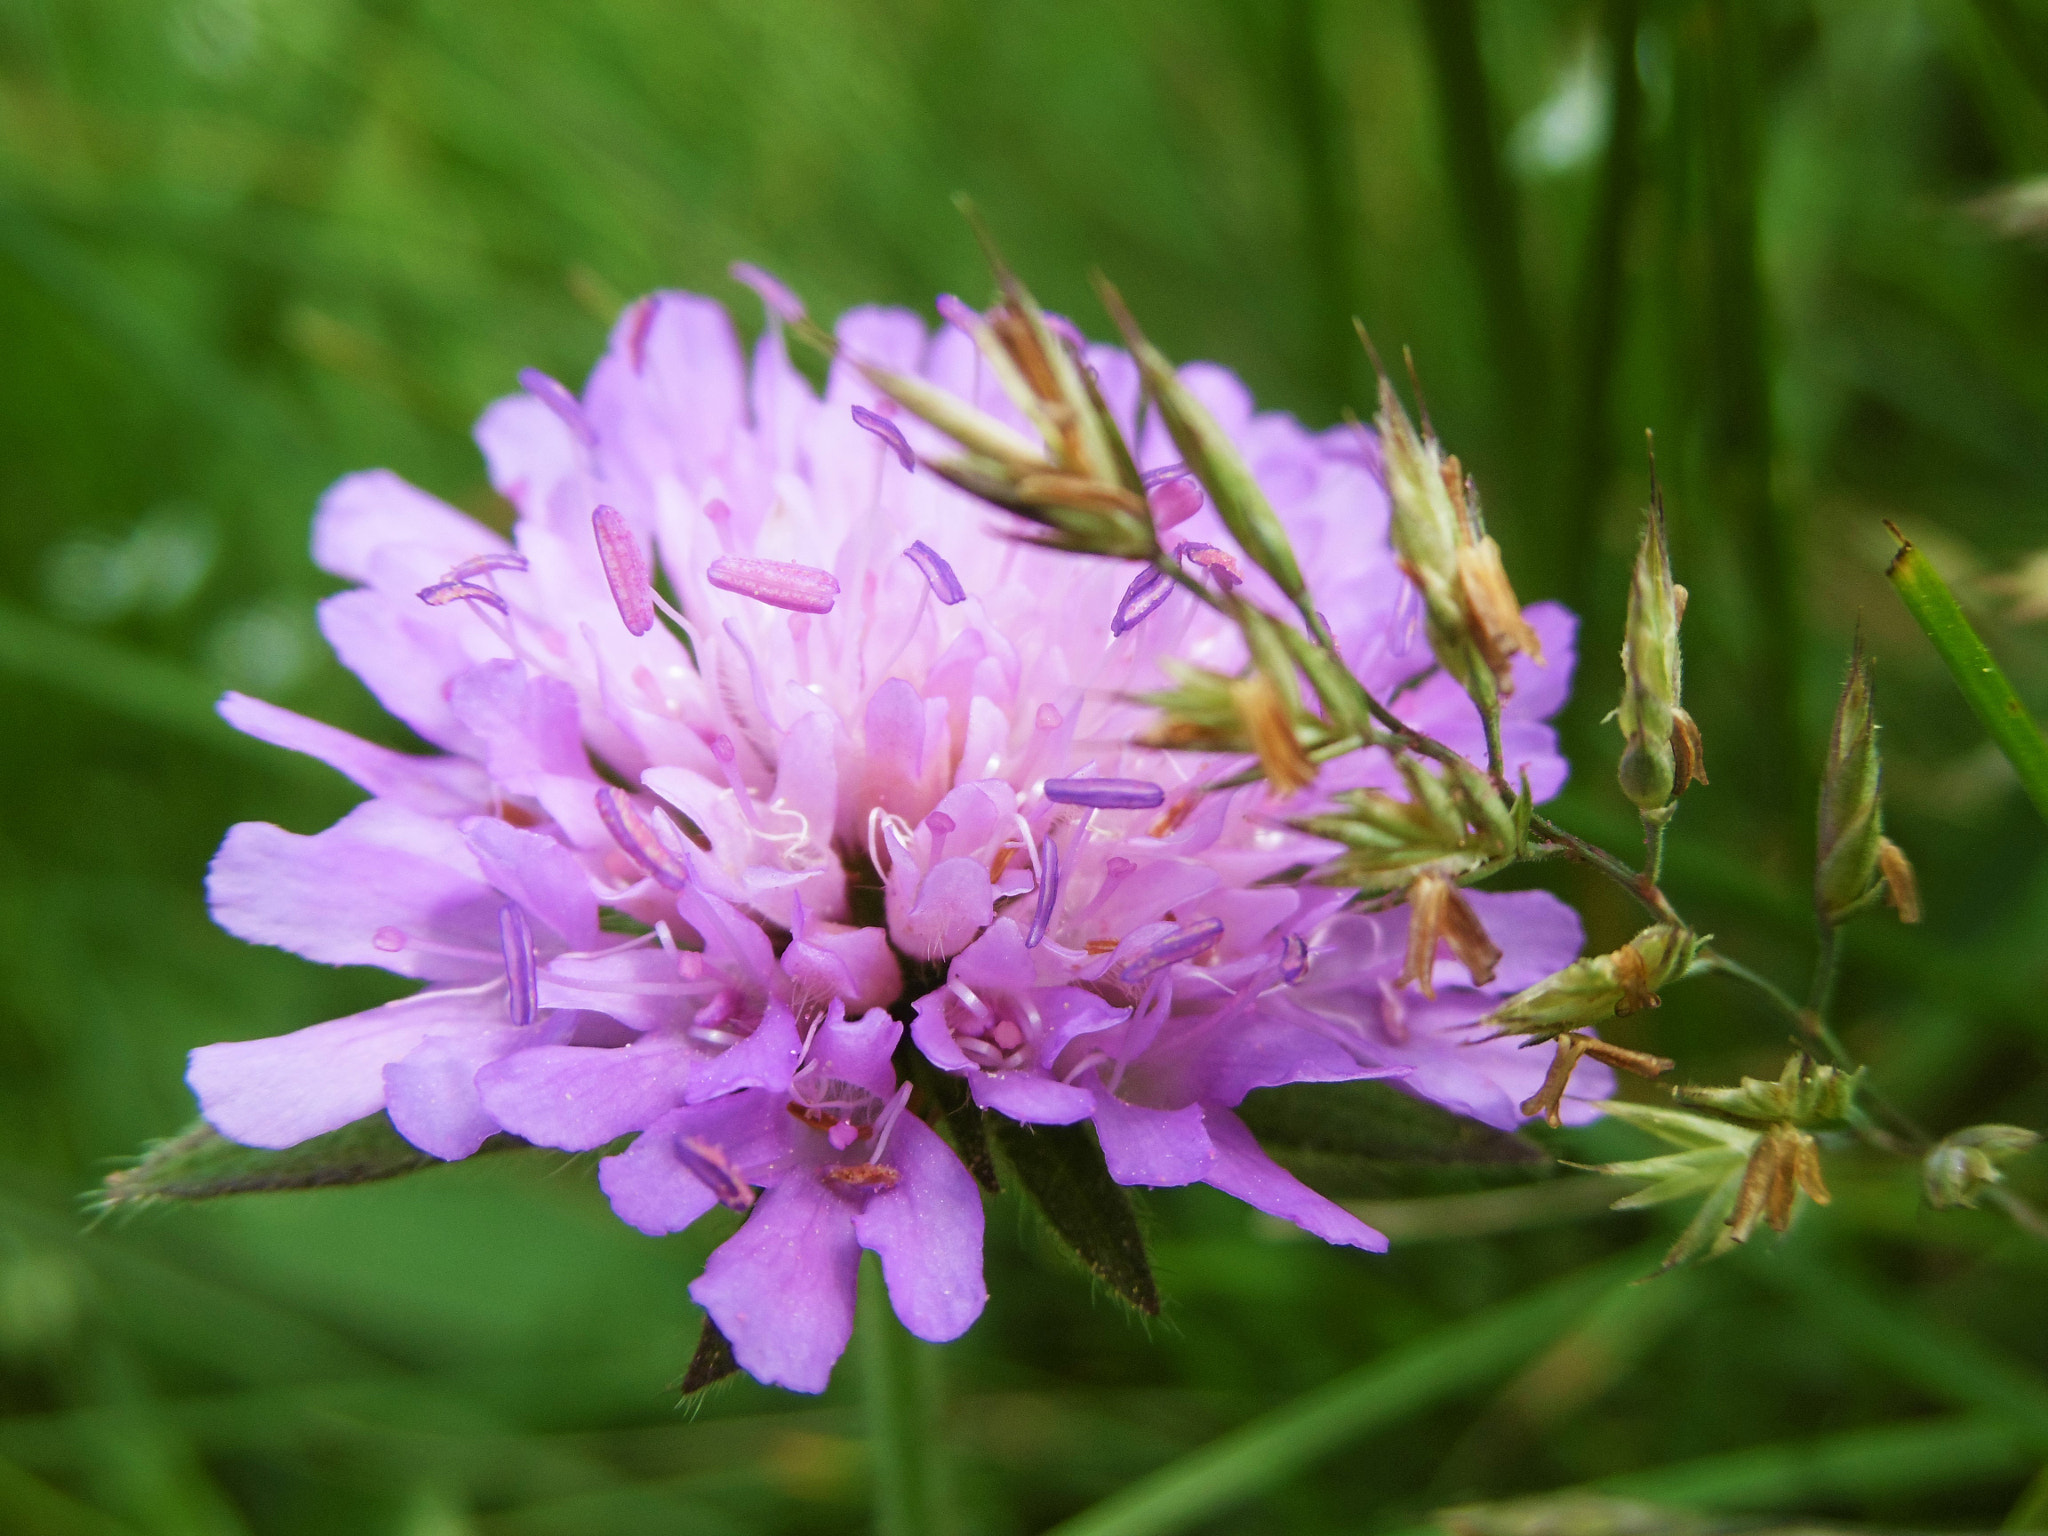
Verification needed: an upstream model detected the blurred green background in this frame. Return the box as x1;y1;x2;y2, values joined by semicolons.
4;0;2048;1531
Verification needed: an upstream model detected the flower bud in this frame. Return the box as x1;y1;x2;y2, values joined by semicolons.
1615;494;1704;811
1373;364;1541;712
1477;924;1699;1040
1290;755;1527;894
1674;1055;1860;1126
1814;638;1894;927
1922;1124;2039;1210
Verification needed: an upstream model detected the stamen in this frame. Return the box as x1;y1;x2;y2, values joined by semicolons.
592;504;656;637
925;810;955;865
444;552;530;581
1026;834;1061;949
1117;917;1226;986
728;262;807;324
904;540;967;605
869;1081;915;1161
1110;565;1172;637
1143;464;1204;531
1175;541;1243;592
370;928;500;963
1281;933;1311;985
518;368;596;449
820;1163;901;1192
710;733;763;828
706;555;840;615
416;579;509;615
852;404;916;471
1044;777;1165;810
499;905;538;1028
674;1135;756;1212
593;787;689;890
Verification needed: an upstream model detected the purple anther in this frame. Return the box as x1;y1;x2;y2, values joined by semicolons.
1118;917;1226;986
499;905;538;1028
591;504;655;637
852;404;915;472
1043;777;1166;810
594;787;689;891
1175;540;1243;592
1143;464;1204;531
924;810;956;864
1110;565;1173;637
936;293;980;333
728;262;807;325
444;551;530;582
706;555;840;615
674;1134;757;1213
1026;835;1061;950
416;579;509;615
1281;933;1311;985
517;368;596;449
904;540;966;604
372;926;407;953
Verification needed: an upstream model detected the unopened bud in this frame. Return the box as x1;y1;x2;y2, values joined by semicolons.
1097;276;1305;601
1399;872;1501;999
1922;1124;2039;1210
1615;493;1702;810
1674;1055;1860;1126
1816;639;1886;925
1478;924;1698;1040
1291;755;1526;894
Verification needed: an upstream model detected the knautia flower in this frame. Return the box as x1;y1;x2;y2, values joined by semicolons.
189;274;1595;1390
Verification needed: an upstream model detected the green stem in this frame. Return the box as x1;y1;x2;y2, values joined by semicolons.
859;1257;942;1536
1528;813;1682;926
1043;1254;1641;1536
1807;922;1841;1022
1886;523;2048;826
1698;948;1851;1068
1640;810;1670;886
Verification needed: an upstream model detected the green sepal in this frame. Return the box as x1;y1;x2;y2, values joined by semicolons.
678;1316;740;1397
96;1114;530;1210
989;1116;1157;1315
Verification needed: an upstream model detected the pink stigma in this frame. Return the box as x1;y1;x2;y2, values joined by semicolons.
591;504;655;637
728;262;807;325
925;810;955;864
706;555;839;615
1043;777;1165;811
852;405;915;472
518;368;596;449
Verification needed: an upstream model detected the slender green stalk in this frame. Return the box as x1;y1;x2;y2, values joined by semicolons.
1806;922;1841;1023
1043;1254;1640;1536
1885;523;2048;825
1698;949;1851;1069
2007;1463;2048;1531
1640;811;1670;885
859;1258;943;1536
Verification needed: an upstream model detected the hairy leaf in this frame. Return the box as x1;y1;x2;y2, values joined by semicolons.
990;1116;1157;1315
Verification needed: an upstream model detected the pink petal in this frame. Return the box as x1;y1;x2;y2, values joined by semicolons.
218;693;489;817
1090;1092;1214;1187
690;1173;862;1394
1200;1106;1387;1252
852;1115;987;1343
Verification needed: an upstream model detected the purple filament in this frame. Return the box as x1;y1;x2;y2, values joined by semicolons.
1118;917;1226;986
707;555;840;615
852;405;915;472
518;368;596;448
1043;777;1165;810
499;905;538;1028
416;579;509;615
591;505;655;636
444;551;530;581
1110;565;1173;637
1026;835;1061;949
594;787;689;891
728;262;807;324
1280;933;1311;985
674;1134;757;1213
904;540;967;605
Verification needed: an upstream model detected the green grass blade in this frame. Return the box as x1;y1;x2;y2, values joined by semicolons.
1043;1251;1645;1536
1885;522;2048;825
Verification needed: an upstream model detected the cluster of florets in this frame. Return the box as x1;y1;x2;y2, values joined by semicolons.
189;272;1598;1392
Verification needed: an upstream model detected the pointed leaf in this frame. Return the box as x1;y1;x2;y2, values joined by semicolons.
96;1115;528;1210
990;1116;1157;1315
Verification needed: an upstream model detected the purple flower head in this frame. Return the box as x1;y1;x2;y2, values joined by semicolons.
193;281;1588;1391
